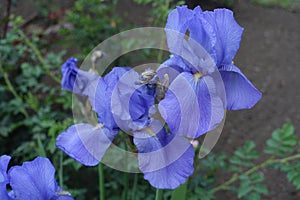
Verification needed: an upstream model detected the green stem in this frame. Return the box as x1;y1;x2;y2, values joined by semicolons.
131;173;138;200
171;181;188;200
122;142;129;200
210;153;300;193
17;29;61;84
98;163;105;200
122;171;129;200
36;133;46;157
155;189;163;200
0;64;29;118
59;151;64;188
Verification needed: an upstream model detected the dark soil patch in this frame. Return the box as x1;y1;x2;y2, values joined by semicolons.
213;0;300;199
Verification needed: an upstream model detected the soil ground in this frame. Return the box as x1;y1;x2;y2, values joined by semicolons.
213;1;300;199
2;0;300;199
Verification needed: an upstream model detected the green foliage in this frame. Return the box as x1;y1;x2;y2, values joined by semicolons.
264;123;297;156
229;141;259;171
279;162;300;190
186;123;300;200
0;15;82;195
133;0;185;26
61;0;121;57
236;173;268;200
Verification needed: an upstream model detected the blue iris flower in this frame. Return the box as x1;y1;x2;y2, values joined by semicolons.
0;155;73;200
164;6;262;110
157;6;262;138
57;5;261;190
57;66;128;166
57;63;194;189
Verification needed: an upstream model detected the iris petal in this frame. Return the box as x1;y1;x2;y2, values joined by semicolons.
202;9;244;66
8;157;58;200
61;58;78;91
56;123;117;166
133;120;194;189
93;67;129;130
219;64;262;110
61;57;100;98
159;72;224;138
165;5;194;55
189;12;217;62
0;155;10;200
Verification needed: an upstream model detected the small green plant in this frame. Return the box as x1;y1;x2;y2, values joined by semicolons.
0;16;85;196
60;0;121;57
186;123;300;200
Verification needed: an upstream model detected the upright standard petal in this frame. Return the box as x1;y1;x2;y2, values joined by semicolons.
188;10;217;61
165;5;194;34
8;157;59;200
0;155;11;200
202;9;244;66
56;123;118;166
165;5;194;55
159;72;224;138
133;120;194;189
219;64;262;110
61;57;78;91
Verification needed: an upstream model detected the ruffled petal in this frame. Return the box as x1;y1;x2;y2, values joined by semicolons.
165;5;194;55
8;157;58;200
159;72;224;138
165;5;194;33
133;120;194;189
0;155;11;200
219;64;262;110
61;58;78;91
61;57;100;97
56;123;117;166
93;67;130;130
165;6;217;74
0;155;10;183
202;9;244;66
189;10;216;60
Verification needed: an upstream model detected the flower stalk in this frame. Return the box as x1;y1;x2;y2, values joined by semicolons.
17;29;61;84
155;189;163;200
98;163;105;200
0;64;29;118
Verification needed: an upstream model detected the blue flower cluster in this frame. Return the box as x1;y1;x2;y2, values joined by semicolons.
0;155;73;200
57;6;261;190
